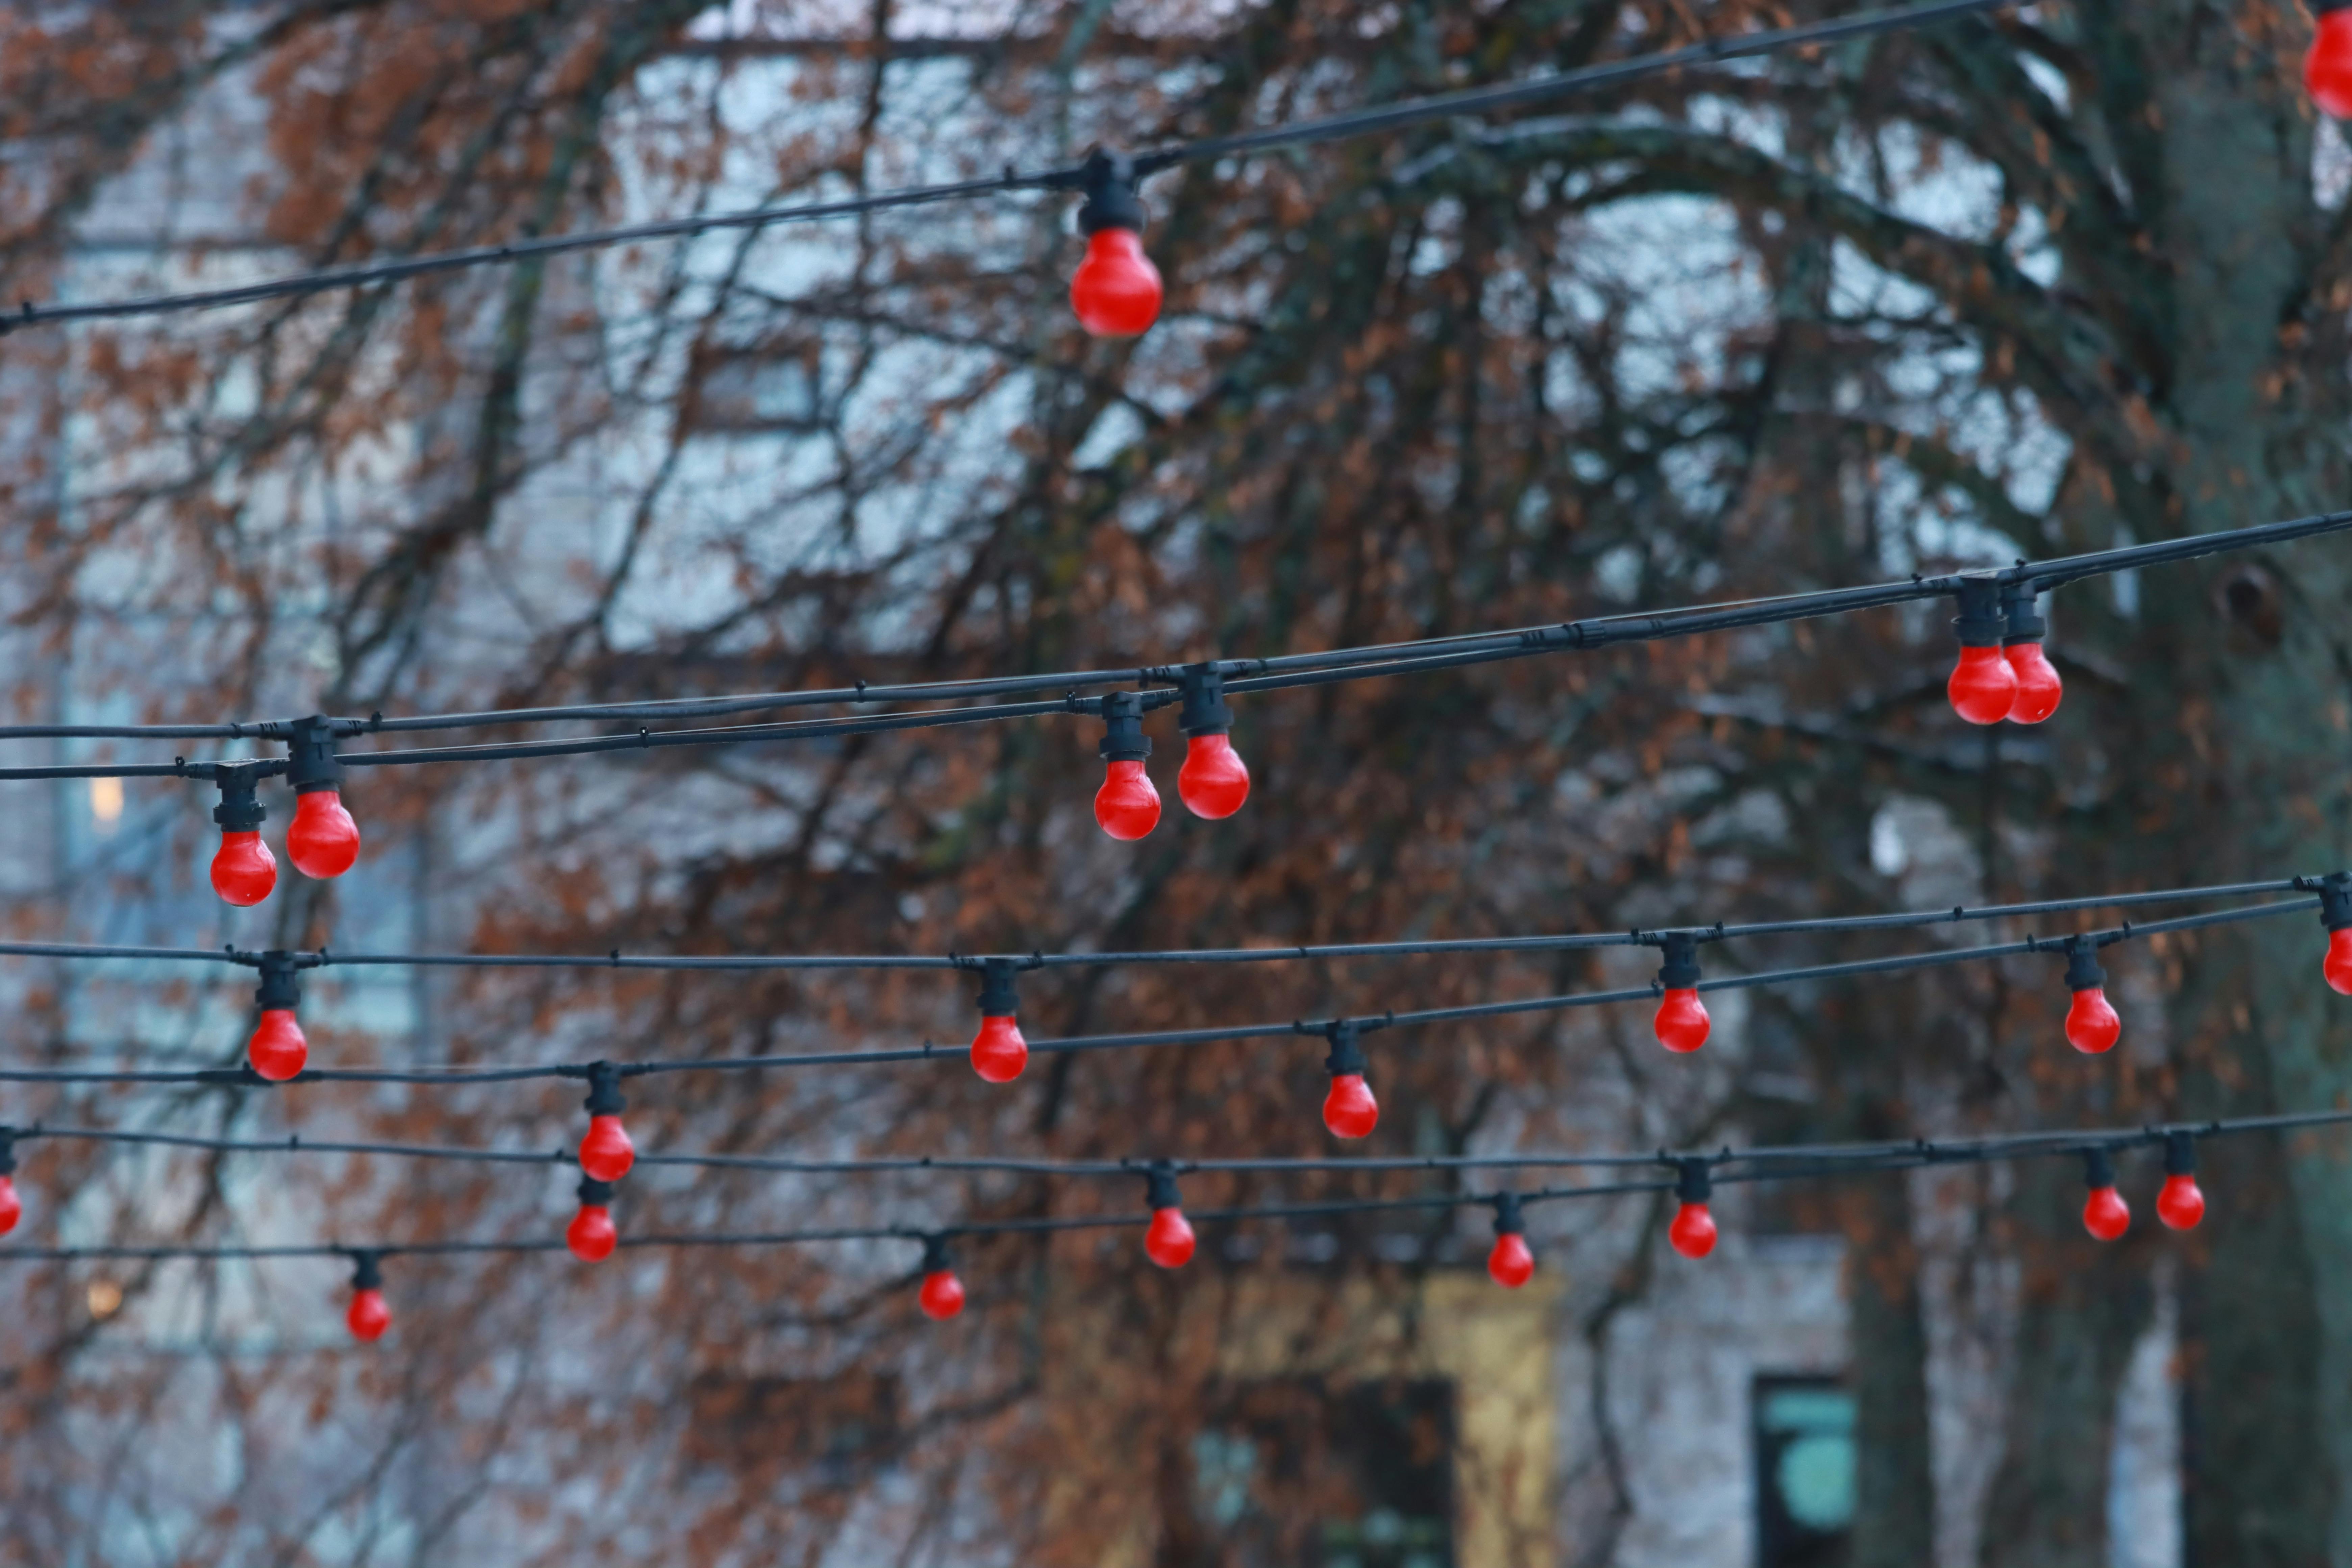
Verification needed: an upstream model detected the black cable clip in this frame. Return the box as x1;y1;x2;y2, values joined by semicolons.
211;763;269;834
1176;664;1233;738
975;957;1021;1019
1143;1161;1183;1211
349;1250;384;1293
254;951;303;1014
1951;579;2005;648
1654;931;1702;991
2317;871;2352;933
1075;147;1146;235
1490;1190;1525;1237
284;714;343;797
921;1234;954;1275
1322;1020;1366;1081
2060;934;2106;994
1098;690;1152;763
583;1061;627;1120
1672;1158;1712;1204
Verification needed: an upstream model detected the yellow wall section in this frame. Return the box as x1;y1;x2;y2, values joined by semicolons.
1081;1269;1560;1568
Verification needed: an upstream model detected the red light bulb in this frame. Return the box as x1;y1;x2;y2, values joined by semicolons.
247;1009;308;1081
0;1174;20;1236
1095;759;1161;840
2326;928;2352;996
2311;7;2352;117
2157;1173;2205;1232
1322;1073;1379;1139
1654;989;1711;1054
1070;228;1163;338
347;1287;391;1342
210;832;277;906
1145;1206;1196;1269
1178;733;1250;819
2065;986;2121;1055
287;789;361;879
919;1269;966;1320
578;1114;634;1182
2003;641;2063;724
1487;1232;1535;1289
970;1015;1028;1083
567;1203;617;1263
2083;1184;2131;1241
1668;1201;1718;1259
1947;645;2018;725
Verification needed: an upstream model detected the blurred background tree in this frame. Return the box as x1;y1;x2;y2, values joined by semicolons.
0;0;2345;1563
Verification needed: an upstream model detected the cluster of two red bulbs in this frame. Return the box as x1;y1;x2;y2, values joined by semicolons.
566;1065;636;1263
207;730;363;908
1092;671;1251;842
1946;582;2063;727
2081;1138;2205;1242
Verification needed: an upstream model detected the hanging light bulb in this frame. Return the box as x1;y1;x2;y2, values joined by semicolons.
2082;1148;2131;1241
577;1062;635;1182
1069;149;1162;338
1487;1193;1536;1289
967;959;1029;1083
1175;664;1250;820
567;1176;618;1262
284;718;361;880
346;1253;391;1342
208;765;276;906
1143;1165;1196;1269
2156;1132;2205;1232
918;1235;966;1321
1652;933;1710;1054
2316;873;2352;995
246;953;308;1082
1094;690;1161;840
1668;1161;1718;1259
1999;583;2063;725
0;1130;20;1237
1320;1022;1379;1139
1946;581;2017;725
2311;1;2352;117
2059;938;2121;1055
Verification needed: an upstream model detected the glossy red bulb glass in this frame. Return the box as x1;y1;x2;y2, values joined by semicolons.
919;1269;967;1320
1487;1233;1536;1289
567;1204;617;1262
2326;929;2352;996
578;1113;635;1182
2157;1173;2206;1232
970;1015;1028;1083
2003;642;2063;724
2311;8;2352;118
1669;1200;1718;1259
210;831;277;906
1654;988;1711;1054
347;1288;391;1342
1178;734;1250;819
1145;1205;1196;1269
1322;1073;1379;1139
1070;228;1163;337
1947;645;2017;726
2083;1184;2131;1242
1095;759;1161;840
247;1008;308;1081
2065;986;2122;1055
288;789;361;879
0;1174;20;1237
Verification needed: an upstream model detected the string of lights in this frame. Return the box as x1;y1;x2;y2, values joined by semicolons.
0;1107;2334;1338
0;0;2011;341
0;879;2343;1124
3;875;2347;1142
3;508;2347;900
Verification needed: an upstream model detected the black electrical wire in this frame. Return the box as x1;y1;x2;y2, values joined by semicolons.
0;883;2330;1089
4;506;2348;757
0;874;2317;976
16;1105;2348;1181
0;1105;2341;1268
0;0;2010;340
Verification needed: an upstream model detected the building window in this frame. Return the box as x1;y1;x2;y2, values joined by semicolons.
1176;1377;1454;1567
1755;1376;1856;1568
683;339;822;432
